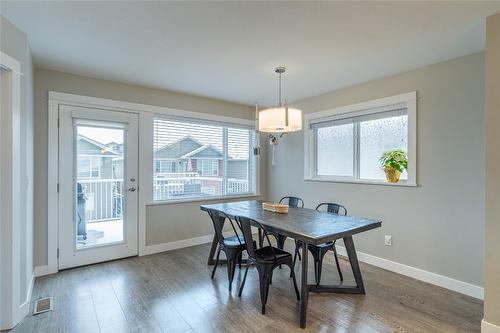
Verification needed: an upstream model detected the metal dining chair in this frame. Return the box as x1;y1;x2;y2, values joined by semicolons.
207;208;251;292
236;215;300;315
292;202;347;284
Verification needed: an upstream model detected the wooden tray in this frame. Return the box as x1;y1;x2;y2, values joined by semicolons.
262;202;289;214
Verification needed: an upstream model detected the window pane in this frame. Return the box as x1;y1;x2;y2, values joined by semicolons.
359;115;408;180
317;123;354;177
227;127;252;194
153;118;255;201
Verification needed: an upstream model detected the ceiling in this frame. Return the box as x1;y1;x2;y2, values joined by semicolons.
2;1;499;106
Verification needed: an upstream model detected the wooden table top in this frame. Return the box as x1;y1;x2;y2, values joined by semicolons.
200;200;382;245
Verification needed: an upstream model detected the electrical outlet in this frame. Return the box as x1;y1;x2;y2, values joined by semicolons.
384;235;393;247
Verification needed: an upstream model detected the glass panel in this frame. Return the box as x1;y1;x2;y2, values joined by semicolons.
153;118;224;200
75;125;125;249
317;123;354;177
359;115;408;180
227;127;252;194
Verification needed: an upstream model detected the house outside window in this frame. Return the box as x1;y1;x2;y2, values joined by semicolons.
153;117;257;201
304;92;417;186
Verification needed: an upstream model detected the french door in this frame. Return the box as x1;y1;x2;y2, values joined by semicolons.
58;105;138;269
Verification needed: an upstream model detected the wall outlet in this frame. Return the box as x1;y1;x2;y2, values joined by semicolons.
384;235;393;247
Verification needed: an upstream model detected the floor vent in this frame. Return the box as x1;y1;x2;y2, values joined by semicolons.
33;297;53;315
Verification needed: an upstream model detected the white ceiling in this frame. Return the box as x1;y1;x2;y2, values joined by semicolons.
2;1;500;106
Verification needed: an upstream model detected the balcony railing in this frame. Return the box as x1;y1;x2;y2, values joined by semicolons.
79;179;124;223
79;174;250;222
153;173;249;201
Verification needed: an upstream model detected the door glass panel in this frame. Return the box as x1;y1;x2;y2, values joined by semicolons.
75;124;125;249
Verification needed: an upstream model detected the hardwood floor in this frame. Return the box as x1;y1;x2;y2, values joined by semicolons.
11;241;483;332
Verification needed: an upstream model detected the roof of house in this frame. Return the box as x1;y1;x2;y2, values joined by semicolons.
77;135;120;156
155;136;227;160
180;144;223;159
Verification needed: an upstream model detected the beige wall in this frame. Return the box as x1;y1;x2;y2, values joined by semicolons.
484;13;500;328
267;52;485;286
1;16;34;305
34;68;266;265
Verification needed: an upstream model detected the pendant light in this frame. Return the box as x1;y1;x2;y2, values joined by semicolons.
256;67;302;133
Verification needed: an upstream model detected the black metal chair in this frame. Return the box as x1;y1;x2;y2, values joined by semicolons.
207;208;250;292
259;196;304;250
236;215;300;315
293;203;347;285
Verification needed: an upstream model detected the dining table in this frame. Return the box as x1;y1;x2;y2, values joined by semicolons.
200;200;382;329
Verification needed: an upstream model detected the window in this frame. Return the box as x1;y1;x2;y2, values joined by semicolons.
155;160;176;173
153;117;257;201
305;92;416;185
77;156;102;179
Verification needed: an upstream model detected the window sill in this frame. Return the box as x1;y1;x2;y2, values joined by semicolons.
304;177;417;187
146;193;261;206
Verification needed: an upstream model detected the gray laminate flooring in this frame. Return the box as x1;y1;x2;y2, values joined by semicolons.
9;241;483;332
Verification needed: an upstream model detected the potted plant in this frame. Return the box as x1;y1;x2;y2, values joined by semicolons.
379;149;408;183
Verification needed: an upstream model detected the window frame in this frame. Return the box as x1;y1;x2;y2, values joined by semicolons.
304;91;417;187
152;115;258;202
77;155;102;179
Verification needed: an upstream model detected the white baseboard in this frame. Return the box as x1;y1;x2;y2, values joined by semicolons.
142;228;259;256
34;265;50;277
143;234;216;256
336;246;484;300
482;319;500;333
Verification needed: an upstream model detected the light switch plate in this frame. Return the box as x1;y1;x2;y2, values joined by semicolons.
384;235;393;246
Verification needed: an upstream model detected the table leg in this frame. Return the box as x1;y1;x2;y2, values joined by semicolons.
308;235;365;294
344;235;365;294
300;241;309;329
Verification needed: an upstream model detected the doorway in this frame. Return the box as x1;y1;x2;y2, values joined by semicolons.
58;105;139;269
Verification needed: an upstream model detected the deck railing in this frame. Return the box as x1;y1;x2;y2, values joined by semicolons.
79;179;124;223
79;175;250;222
153;173;249;201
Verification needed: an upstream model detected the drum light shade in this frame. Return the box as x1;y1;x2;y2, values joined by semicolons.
258;107;302;133
256;67;302;134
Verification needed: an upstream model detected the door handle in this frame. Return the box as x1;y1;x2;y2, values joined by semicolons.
128;187;137;192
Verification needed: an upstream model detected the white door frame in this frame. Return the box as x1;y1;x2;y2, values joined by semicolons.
57;106;139;269
47;92;149;274
0;52;26;329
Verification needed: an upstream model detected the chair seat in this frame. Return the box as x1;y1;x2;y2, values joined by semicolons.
223;235;247;247
254;246;291;262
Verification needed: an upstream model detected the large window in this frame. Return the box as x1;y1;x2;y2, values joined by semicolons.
305;92;416;185
153;117;257;201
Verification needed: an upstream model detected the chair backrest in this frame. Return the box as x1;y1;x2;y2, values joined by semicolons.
207;208;242;246
315;203;347;216
236;216;276;260
279;196;304;208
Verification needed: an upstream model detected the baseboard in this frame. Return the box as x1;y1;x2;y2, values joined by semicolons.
482;319;500;333
142;228;259;256
143;234;216;256
336;246;484;300
34;265;50;277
